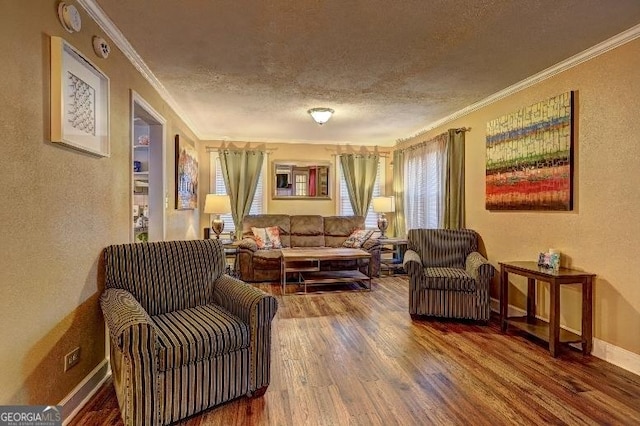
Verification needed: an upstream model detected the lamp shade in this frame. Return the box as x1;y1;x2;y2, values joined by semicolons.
307;107;334;125
372;196;395;213
204;194;231;214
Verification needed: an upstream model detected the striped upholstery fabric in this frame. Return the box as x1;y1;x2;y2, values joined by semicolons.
153;304;249;371
100;240;278;426
104;239;226;316
404;229;495;321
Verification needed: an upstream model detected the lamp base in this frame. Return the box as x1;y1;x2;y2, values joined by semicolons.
377;213;388;238
211;216;225;239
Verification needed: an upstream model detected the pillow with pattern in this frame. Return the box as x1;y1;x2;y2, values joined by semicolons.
342;229;374;248
251;226;283;249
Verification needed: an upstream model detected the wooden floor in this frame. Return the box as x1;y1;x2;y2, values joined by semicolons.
71;277;640;425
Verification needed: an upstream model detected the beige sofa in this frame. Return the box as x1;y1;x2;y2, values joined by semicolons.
237;215;381;282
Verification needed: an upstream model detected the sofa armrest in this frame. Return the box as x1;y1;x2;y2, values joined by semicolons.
465;251;496;285
100;288;158;352
238;238;258;252
402;249;424;276
212;275;278;392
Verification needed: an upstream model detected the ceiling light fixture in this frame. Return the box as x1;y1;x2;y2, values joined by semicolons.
307;107;334;125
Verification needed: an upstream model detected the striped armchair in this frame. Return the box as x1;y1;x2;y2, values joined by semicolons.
403;229;495;321
100;240;278;426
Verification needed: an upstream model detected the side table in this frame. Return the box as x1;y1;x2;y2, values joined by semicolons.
377;237;408;276
500;261;595;357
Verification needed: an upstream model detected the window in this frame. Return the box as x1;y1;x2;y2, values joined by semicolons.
294;173;308;196
403;139;445;229
338;157;385;229
209;152;266;233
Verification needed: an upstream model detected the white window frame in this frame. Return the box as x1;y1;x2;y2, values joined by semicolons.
337;157;386;229
208;151;267;234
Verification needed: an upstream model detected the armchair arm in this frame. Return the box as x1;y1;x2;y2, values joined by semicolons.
238;238;258;252
402;249;424;276
465;251;496;285
212;275;278;393
100;288;160;425
100;288;158;351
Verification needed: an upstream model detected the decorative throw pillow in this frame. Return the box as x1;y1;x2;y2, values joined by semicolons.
251;226;283;249
342;229;374;248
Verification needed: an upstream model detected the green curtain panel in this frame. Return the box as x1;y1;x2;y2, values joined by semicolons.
391;149;406;237
443;129;465;229
339;154;379;217
219;149;264;230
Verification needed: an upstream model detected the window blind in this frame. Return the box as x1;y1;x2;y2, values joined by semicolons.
403;140;444;229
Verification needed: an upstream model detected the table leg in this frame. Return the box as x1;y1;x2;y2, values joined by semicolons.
582;276;593;355
527;278;536;323
500;267;509;332
549;280;561;357
281;258;286;295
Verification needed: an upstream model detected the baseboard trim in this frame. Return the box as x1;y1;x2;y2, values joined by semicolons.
489;298;640;377
60;359;111;425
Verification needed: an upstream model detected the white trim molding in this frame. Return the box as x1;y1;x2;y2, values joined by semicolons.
490;298;640;377
77;0;199;135
397;22;640;144
60;359;110;425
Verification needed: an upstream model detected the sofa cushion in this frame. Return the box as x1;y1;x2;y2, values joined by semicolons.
290;215;325;247
242;215;291;247
153;304;249;371
323;216;365;247
420;267;477;292
343;229;374;248
251;226;283;249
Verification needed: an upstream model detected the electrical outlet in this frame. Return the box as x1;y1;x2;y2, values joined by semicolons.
64;347;80;372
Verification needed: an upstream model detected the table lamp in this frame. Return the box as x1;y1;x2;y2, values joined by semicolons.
372;196;395;238
204;194;231;239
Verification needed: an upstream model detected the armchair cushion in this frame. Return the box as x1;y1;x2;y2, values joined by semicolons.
153;304;249;371
422;267;476;292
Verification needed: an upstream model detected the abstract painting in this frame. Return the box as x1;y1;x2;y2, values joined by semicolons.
485;92;574;210
175;135;198;210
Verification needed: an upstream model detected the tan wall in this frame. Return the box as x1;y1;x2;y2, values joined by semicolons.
0;1;197;405
198;141;391;233
396;39;640;355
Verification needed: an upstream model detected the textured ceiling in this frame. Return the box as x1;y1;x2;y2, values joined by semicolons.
94;0;640;145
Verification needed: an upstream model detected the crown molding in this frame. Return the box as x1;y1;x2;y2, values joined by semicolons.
397;22;640;144
77;0;200;136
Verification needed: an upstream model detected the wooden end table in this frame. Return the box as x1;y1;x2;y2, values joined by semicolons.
377;237;408;276
500;261;595;357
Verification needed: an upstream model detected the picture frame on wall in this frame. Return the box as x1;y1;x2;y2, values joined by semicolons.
485;91;574;211
50;36;110;157
175;134;198;210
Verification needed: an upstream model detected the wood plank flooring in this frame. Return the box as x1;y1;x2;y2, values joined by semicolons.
70;277;640;425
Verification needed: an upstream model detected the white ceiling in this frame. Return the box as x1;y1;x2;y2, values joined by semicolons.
91;0;640;146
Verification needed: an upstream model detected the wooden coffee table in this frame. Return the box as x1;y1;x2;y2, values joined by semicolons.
280;247;372;295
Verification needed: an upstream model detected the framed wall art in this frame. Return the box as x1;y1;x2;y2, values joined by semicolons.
50;36;110;157
175;134;198;210
485;91;574;211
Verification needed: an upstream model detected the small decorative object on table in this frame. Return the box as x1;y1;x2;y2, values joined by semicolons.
537;249;560;270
